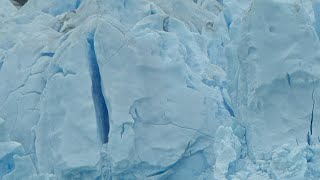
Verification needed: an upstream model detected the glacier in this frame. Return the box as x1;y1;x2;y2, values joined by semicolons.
1;0;320;179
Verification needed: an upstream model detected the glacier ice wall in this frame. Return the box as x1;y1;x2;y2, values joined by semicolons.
2;0;320;179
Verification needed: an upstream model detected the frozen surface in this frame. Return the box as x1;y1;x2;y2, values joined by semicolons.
1;0;320;179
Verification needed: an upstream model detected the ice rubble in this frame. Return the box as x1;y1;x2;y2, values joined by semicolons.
1;0;320;179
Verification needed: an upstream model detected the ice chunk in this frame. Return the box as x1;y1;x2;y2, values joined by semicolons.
214;126;241;179
270;145;307;179
227;0;320;155
2;154;37;180
0;141;23;178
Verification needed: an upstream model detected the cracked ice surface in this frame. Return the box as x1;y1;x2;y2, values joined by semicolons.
2;0;320;179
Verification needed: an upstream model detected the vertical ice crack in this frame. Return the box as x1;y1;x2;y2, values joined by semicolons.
163;17;169;32
307;132;311;145
75;0;81;9
310;87;315;136
0;61;3;71
223;97;235;117
87;32;110;143
307;86;316;145
286;73;291;87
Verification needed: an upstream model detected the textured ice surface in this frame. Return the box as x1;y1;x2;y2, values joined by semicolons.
2;0;320;179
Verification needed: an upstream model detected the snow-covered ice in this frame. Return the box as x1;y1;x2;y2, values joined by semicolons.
1;0;320;179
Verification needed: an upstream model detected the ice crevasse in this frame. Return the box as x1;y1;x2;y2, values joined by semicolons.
1;0;320;179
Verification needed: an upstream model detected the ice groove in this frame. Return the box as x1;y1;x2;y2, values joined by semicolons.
87;32;110;143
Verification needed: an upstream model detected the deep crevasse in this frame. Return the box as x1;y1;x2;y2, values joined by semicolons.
1;0;320;179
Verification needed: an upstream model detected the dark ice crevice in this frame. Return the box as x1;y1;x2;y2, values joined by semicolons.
87;33;110;143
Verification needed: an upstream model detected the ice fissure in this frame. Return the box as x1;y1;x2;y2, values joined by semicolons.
163;17;169;32
0;61;3;71
87;33;110;144
310;87;315;136
286;73;292;87
223;97;235;117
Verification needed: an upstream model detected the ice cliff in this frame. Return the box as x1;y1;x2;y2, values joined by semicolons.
1;0;320;179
